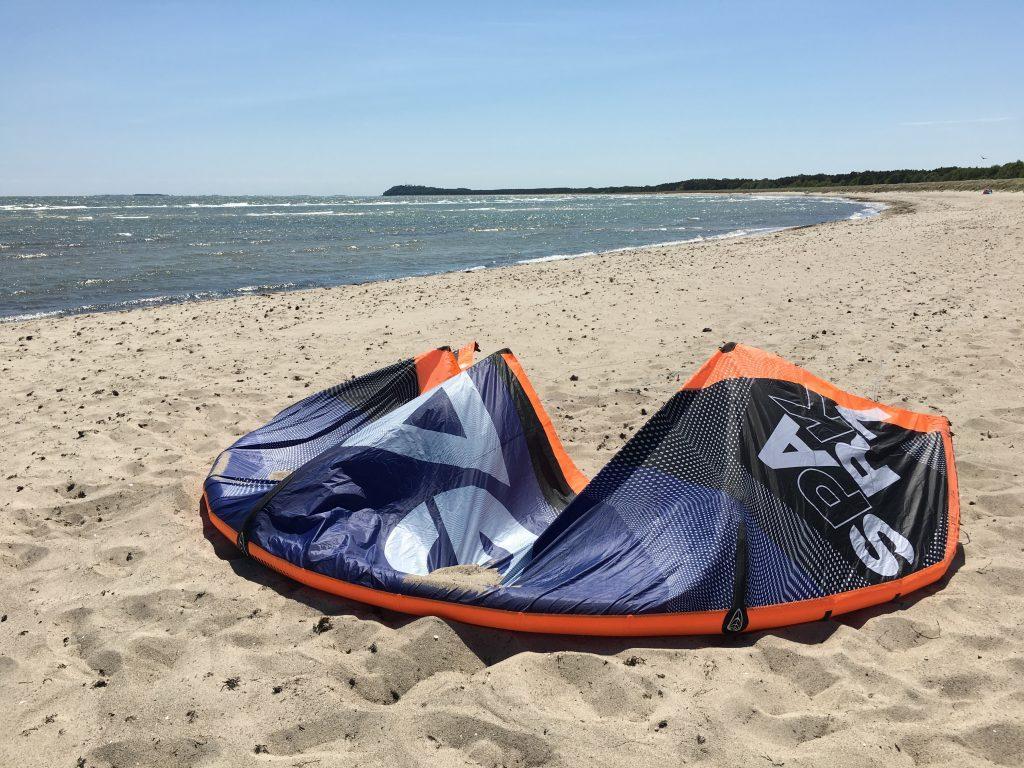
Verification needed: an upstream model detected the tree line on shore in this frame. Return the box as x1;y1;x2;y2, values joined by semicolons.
383;160;1023;196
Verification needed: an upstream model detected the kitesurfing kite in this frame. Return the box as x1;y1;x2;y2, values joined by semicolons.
201;343;959;635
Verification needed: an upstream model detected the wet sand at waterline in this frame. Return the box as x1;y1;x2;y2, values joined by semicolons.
2;191;1022;767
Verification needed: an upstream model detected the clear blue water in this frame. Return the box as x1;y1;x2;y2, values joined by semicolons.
0;193;877;321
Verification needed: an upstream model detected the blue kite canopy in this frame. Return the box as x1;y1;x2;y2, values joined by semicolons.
202;343;959;635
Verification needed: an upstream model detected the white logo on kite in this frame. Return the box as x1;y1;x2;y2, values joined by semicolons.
343;373;510;485
757;392;914;576
342;372;535;577
849;512;914;577
383;486;537;577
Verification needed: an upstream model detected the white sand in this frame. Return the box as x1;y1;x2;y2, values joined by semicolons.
1;191;1022;767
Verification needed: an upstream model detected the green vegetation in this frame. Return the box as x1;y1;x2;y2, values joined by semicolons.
382;161;1023;196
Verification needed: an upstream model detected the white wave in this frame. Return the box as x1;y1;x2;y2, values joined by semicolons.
707;228;764;239
0;204;91;211
182;201;347;209
236;282;296;293
679;227;785;243
354;198;499;206
1;309;63;322
113;215;150;219
491;196;576;203
74;295;181;313
11;252;47;259
516;227;786;265
493;205;594;212
93;295;175;309
186;202;252;208
76;216;94;221
76;291;223;314
0;200;361;212
244;210;365;217
0;203;176;211
517;251;597;264
115;232;133;237
848;201;888;220
1;281;300;323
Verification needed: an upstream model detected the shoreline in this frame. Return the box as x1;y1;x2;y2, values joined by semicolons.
2;189;1022;766
1;193;887;326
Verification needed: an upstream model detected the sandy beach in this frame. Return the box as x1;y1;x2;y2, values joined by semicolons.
2;190;1022;767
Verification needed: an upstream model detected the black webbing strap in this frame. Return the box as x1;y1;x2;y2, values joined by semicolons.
722;517;749;634
236;471;297;556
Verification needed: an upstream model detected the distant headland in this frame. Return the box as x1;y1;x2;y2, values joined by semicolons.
382;161;1023;196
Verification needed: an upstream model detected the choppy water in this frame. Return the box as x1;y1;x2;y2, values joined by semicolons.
0;193;879;321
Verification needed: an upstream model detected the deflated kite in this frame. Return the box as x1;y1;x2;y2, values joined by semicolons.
201;343;958;635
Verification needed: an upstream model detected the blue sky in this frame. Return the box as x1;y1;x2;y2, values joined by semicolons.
2;1;1021;195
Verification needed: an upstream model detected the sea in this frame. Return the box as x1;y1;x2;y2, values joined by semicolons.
0;193;881;322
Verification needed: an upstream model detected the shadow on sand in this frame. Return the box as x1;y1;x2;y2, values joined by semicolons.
200;502;965;665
